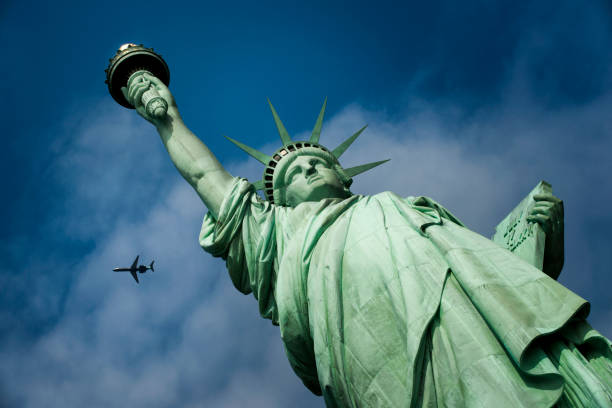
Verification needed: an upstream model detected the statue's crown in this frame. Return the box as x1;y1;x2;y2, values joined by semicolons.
225;98;389;205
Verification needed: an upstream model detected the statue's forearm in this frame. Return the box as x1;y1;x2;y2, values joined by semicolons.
157;112;232;219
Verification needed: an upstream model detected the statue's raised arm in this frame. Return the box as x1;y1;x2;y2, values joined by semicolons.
122;72;232;219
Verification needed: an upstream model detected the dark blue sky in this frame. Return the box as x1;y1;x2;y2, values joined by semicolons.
1;1;611;406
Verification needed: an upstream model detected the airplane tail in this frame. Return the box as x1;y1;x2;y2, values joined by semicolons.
149;261;155;272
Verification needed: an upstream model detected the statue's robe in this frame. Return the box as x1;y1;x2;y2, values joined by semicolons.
200;178;612;407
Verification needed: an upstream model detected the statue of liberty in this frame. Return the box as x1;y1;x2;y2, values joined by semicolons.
121;70;611;407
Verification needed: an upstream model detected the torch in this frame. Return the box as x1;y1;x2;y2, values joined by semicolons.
105;43;170;118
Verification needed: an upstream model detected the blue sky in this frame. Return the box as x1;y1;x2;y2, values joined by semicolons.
1;1;611;406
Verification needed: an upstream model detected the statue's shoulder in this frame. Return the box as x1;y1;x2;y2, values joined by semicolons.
360;190;405;200
364;190;433;206
396;193;466;227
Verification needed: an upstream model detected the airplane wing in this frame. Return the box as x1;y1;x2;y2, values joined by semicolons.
130;255;139;270
130;270;140;283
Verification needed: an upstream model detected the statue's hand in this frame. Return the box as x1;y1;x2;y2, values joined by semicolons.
527;193;564;279
527;194;563;235
121;72;179;128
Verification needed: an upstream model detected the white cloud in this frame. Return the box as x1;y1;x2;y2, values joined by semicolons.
1;102;318;407
3;27;612;407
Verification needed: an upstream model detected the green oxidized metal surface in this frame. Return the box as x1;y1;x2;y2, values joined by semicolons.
110;49;612;406
200;178;611;407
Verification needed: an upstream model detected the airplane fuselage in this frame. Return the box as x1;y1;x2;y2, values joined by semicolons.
113;256;154;283
112;266;151;273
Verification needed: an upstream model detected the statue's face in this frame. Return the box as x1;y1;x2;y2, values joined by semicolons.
283;155;349;206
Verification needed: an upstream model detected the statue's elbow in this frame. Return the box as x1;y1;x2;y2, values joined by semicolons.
184;162;207;186
189;170;205;187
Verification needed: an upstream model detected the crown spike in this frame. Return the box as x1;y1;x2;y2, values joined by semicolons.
332;125;368;158
309;97;327;143
224;136;272;165
267;99;292;146
343;159;390;178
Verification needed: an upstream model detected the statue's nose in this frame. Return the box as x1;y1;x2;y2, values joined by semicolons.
305;164;316;176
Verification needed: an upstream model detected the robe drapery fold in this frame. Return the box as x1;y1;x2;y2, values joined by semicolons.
200;178;611;407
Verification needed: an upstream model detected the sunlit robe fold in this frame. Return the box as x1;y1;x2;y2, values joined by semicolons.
200;178;611;407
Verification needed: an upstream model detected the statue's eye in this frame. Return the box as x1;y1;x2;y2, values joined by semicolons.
310;158;326;168
286;168;300;184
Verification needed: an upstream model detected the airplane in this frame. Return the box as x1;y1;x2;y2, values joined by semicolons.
113;255;154;283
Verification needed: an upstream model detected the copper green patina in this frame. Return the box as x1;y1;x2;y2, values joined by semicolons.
118;68;611;407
